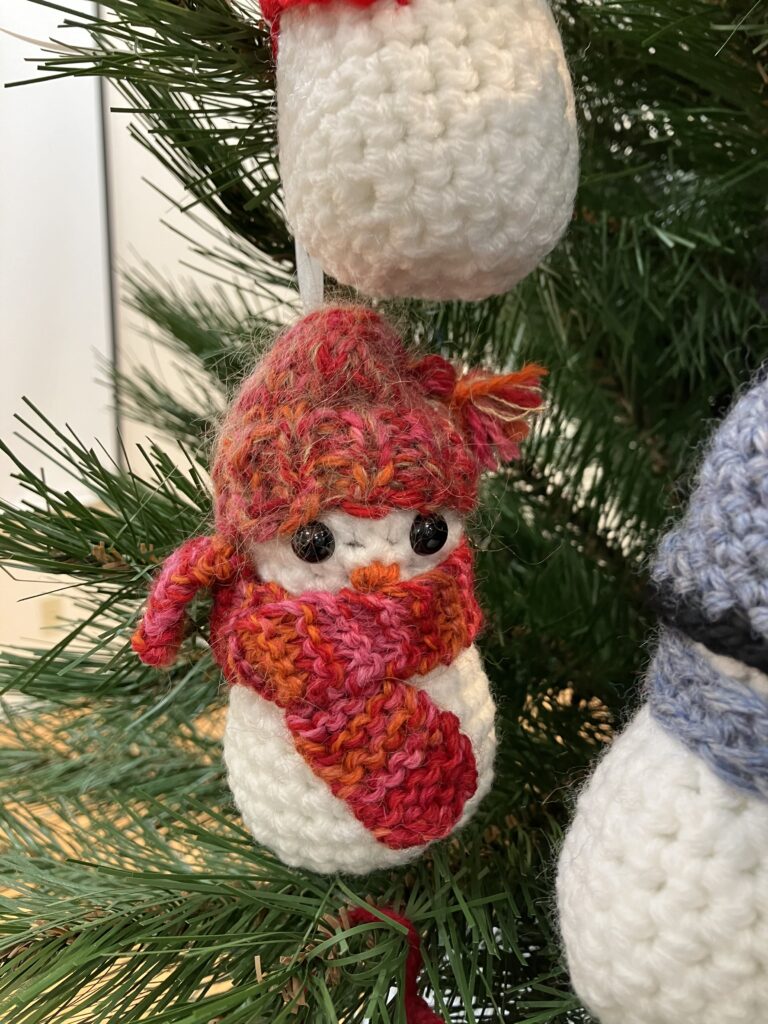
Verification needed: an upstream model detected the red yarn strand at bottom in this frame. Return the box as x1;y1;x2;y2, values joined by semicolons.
347;906;444;1024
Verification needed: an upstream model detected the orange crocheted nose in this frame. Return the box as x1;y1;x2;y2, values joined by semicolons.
349;562;401;593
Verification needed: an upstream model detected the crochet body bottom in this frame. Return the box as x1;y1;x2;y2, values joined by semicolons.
213;543;483;852
223;643;496;874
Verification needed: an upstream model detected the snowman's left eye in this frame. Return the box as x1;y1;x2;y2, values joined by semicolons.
410;513;449;555
291;521;335;563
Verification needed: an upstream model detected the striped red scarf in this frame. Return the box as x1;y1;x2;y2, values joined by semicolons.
133;538;482;849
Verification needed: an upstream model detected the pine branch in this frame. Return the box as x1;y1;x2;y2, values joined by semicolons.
2;1;766;1021
17;0;767;280
17;0;291;261
0;785;575;1023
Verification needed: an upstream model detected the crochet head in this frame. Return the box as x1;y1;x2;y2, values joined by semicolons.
269;0;579;301
650;374;768;673
211;306;545;575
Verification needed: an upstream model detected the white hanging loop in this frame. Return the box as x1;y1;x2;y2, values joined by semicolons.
295;238;325;313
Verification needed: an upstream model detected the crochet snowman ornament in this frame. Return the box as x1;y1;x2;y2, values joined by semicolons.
259;0;578;301
134;306;544;874
557;376;768;1024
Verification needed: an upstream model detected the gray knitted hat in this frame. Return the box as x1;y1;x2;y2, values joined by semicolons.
651;375;768;673
648;373;768;800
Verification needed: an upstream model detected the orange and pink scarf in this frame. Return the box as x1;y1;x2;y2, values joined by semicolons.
133;537;482;849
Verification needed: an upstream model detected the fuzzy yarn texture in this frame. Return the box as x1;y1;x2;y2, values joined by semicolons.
261;0;394;48
557;375;768;1024
650;374;768;672
225;626;496;873
272;0;578;300
212;306;544;544
557;707;768;1024
134;306;540;873
649;631;768;800
217;540;482;852
133;523;497;873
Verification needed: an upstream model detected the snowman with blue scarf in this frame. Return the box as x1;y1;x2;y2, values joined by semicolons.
557;376;768;1024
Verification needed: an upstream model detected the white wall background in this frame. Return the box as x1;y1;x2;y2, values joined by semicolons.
0;2;222;644
1;1;114;503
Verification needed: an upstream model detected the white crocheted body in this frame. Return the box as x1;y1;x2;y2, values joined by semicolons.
223;509;495;874
557;706;768;1024
277;0;578;300
224;643;496;874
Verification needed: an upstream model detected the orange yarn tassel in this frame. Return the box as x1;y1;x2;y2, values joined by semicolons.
452;364;547;469
414;354;546;470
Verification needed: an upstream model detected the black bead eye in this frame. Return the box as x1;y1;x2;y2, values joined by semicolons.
291;521;335;563
410;513;449;556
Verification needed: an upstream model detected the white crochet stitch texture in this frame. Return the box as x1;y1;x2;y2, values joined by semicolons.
223;511;497;874
557;705;768;1024
276;0;578;301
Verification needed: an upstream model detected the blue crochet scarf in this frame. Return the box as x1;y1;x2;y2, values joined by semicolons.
648;629;768;801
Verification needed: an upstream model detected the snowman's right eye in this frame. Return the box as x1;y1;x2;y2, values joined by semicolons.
291;521;335;563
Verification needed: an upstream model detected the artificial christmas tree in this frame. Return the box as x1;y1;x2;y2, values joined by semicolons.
1;2;766;1022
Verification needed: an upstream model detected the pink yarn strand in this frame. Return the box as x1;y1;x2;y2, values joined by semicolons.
132;536;234;667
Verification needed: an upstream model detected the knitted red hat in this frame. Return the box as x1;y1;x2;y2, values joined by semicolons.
212;306;544;544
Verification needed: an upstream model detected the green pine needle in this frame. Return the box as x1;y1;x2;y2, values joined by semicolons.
2;0;767;1020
